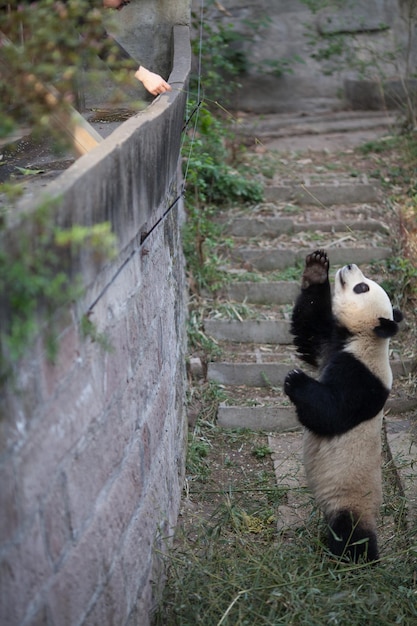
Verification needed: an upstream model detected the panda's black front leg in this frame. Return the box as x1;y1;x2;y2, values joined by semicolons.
284;368;322;412
284;368;337;435
291;250;333;367
284;354;389;436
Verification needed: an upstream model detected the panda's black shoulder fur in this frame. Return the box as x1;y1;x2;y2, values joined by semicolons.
284;351;390;436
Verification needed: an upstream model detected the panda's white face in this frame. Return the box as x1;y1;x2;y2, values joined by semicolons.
333;264;394;334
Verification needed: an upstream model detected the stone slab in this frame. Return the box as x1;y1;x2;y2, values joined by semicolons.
261;129;393;153
208;362;290;387
391;358;416;378
217;405;299;432
268;432;311;531
293;219;389;234
204;319;292;344
222;217;389;238
222;217;294;237
237;111;396;138
231;248;297;271
324;247;392;266
223;281;299;305
264;184;379;206
317;3;393;35
232;246;391;271
208;358;409;388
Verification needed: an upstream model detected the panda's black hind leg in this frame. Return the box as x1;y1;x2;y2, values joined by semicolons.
301;249;329;290
327;510;379;564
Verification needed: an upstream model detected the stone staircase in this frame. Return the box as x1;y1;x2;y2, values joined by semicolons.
205;176;411;428
201;172;417;530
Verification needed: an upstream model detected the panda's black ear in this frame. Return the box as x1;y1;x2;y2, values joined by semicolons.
374;317;400;338
393;308;403;323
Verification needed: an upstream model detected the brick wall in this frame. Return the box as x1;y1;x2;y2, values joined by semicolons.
0;25;190;626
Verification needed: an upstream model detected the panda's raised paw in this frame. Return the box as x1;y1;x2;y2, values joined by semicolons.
301;249;329;289
284;368;308;398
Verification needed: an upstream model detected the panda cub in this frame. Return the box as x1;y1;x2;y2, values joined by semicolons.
284;249;403;563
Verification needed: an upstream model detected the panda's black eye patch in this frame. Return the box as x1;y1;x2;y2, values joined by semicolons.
353;282;370;294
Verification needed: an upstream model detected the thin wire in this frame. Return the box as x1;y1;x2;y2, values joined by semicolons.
196;0;204;105
87;194;182;314
181;0;205;191
182;102;201;191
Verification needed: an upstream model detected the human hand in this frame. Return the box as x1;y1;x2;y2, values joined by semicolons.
135;66;172;96
102;0;129;9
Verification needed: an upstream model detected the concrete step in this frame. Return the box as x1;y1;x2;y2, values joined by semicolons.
209;359;413;387
220;281;299;305
204;319;292;344
215;392;416;445
264;183;379;206
237;110;396;139
267;432;311;532
208;362;291;387
217;404;298;432
230;246;391;272
222;217;389;238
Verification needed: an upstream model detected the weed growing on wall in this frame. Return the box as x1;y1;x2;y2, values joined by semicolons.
0;198;117;383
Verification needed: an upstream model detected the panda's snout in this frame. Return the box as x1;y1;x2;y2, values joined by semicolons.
338;264;361;289
336;267;347;289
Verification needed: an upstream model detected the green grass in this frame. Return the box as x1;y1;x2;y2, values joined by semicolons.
155;386;417;626
171;122;417;626
155;509;417;626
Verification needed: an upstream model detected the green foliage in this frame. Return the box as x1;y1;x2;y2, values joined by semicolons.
184;102;263;207
190;2;257;101
0;181;25;206
261;56;304;77
185;145;263;205
182;201;229;294
252;445;272;459
156;535;417;625
187;306;223;359
359;137;402;155
80;313;113;352
190;14;242;100
186;438;211;480
383;256;417;306
182;101;263;294
55;222;117;261
185;381;229;481
0;200;117;382
0;0;135;141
